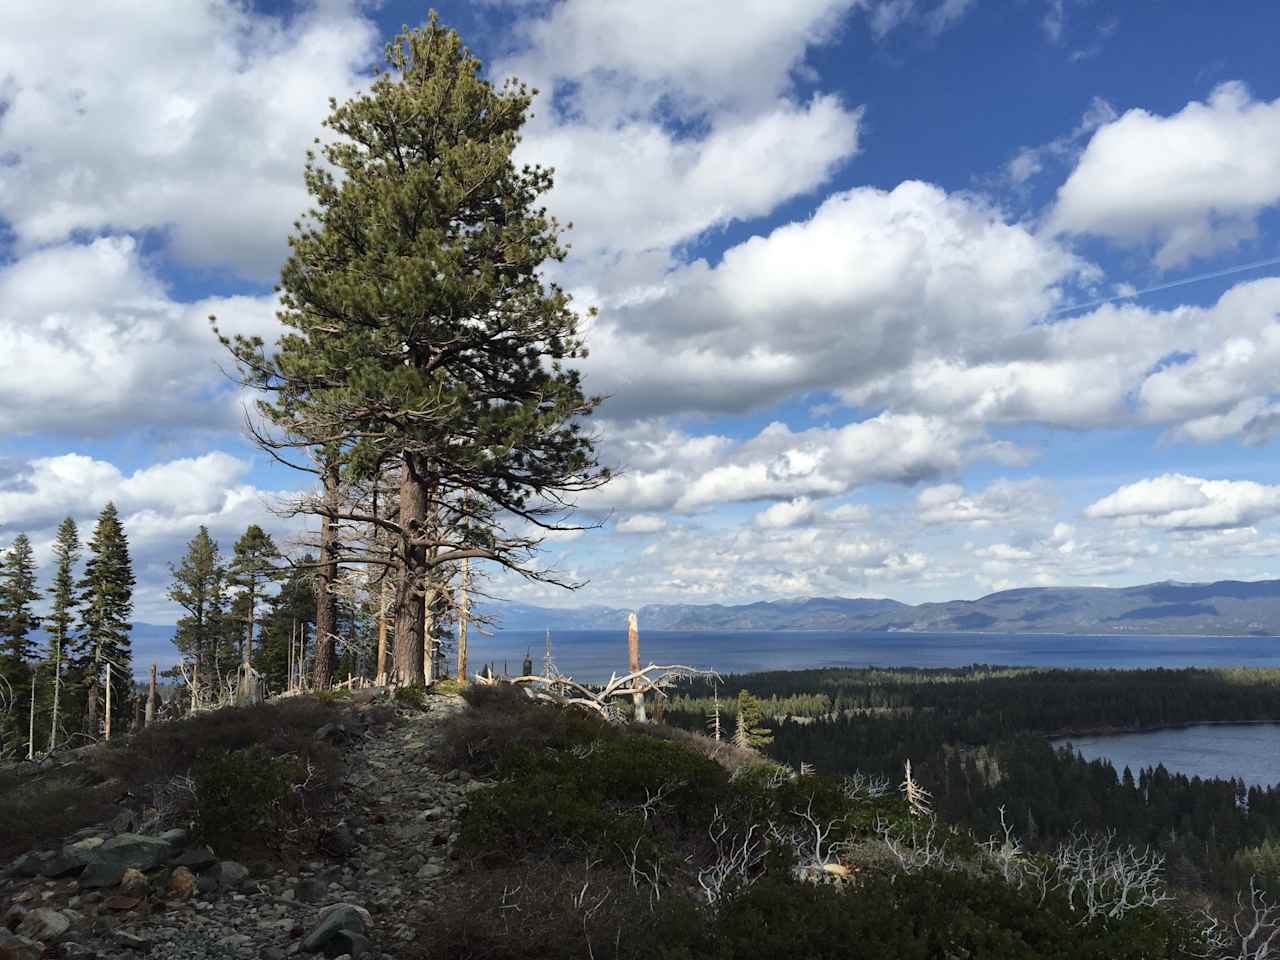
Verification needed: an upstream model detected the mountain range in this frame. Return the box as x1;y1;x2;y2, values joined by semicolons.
486;578;1280;636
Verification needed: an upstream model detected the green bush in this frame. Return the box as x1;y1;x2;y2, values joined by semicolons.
191;744;300;854
394;685;428;710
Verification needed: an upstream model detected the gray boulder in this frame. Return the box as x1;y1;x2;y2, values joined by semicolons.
94;834;171;871
15;907;70;943
301;903;370;955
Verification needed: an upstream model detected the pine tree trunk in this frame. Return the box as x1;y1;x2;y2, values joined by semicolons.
392;457;426;685
313;462;340;689
627;613;646;722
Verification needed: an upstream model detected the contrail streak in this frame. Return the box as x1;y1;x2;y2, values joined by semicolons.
1048;254;1280;317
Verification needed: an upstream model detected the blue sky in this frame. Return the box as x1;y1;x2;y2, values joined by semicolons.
3;0;1280;623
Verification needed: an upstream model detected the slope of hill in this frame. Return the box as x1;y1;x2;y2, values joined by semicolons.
488;579;1280;636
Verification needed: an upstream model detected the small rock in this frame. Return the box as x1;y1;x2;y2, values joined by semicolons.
115;930;153;951
416;863;444;880
103;894;142;911
118;867;148;898
110;809;137;833
2;904;25;931
168;866;196;900
15;907;70;942
158;828;188;848
211;860;250;888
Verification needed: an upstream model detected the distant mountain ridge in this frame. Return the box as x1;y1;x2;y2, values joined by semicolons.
488;579;1280;636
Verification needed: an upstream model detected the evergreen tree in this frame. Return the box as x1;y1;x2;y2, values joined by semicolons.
216;14;609;686
1;533;40;665
168;527;231;705
44;518;81;750
733;691;773;749
227;524;281;676
258;559;315;694
0;533;41;757
73;503;135;735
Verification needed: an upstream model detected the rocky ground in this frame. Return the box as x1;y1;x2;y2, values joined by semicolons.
0;691;480;960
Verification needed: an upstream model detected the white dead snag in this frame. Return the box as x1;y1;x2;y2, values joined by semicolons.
27;671;36;760
707;684;722;742
627;612;646;722
901;759;933;817
377;579;390;684
189;658;199;713
145;660;157;727
698;806;769;907
478;663;717;724
49;631;62;751
104;661;112;741
456;557;470;683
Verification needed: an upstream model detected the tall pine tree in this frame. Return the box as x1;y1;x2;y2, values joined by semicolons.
227;525;281;678
0;533;40;757
45;518;81;750
216;14;609;686
74;504;135;736
168;526;230;707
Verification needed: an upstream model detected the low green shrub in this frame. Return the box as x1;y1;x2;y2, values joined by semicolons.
190;744;301;853
394;685;428;710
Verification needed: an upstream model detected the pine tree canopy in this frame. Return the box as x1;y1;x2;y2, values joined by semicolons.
46;517;81;652
1;533;41;665
168;526;230;675
229;525;281;591
215;13;609;577
76;502;136;676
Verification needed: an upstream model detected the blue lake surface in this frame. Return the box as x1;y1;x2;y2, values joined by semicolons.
481;629;1280;682
1055;724;1280;788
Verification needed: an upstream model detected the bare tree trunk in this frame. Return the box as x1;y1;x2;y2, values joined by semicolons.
376;578;389;683
422;585;439;684
627;613;646;722
49;632;61;751
145;661;157;726
27;672;36;760
104;662;112;742
190;659;198;713
457;557;470;682
313;461;340;690
392;457;426;685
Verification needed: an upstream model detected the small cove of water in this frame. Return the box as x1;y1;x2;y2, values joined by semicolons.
1053;724;1280;788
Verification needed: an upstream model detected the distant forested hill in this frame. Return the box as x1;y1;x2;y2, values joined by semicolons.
488;579;1280;636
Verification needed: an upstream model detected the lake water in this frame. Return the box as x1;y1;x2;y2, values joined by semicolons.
1055;724;1280;788
482;629;1280;681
